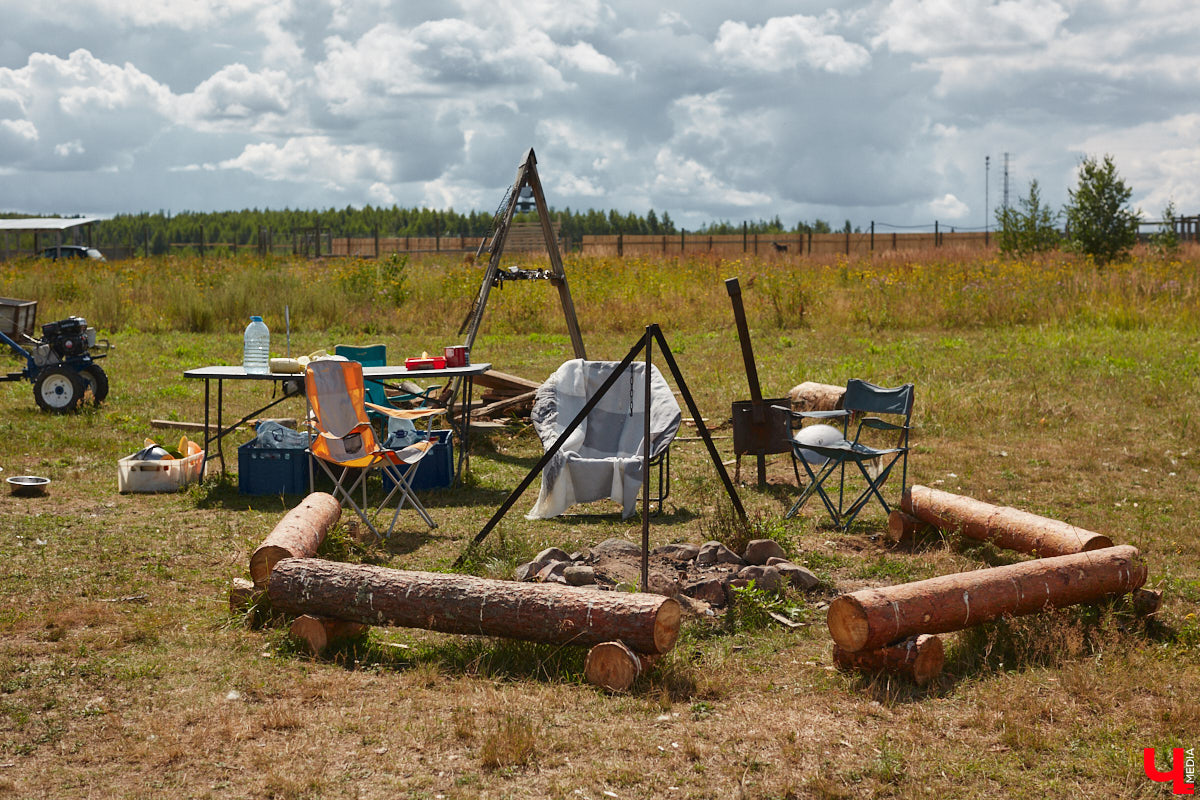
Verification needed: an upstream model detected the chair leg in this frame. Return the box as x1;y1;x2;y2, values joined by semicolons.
379;462;437;532
837;455;904;531
315;459;382;540
787;456;843;525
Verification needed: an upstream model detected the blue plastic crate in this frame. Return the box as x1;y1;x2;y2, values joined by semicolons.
383;429;454;492
238;439;311;496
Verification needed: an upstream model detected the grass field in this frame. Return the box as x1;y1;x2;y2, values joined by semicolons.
1;248;1198;799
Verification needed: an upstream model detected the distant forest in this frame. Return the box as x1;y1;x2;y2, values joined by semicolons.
11;207;840;254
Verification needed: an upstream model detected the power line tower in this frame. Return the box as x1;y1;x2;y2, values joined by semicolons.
1002;152;1012;212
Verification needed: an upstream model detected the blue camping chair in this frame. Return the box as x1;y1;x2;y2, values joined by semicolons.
782;379;914;530
334;344;441;430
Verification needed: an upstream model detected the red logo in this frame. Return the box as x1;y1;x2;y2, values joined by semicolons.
1144;748;1196;795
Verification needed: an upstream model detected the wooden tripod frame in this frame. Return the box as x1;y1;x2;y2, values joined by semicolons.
461;147;587;360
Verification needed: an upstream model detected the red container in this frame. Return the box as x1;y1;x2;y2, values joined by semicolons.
405;356;446;370
443;345;469;368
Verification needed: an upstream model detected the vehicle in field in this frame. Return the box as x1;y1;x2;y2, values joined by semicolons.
38;245;106;261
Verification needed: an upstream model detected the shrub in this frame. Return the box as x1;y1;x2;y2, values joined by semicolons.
1063;154;1140;265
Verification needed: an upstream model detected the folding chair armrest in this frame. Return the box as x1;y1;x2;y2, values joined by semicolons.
798;409;850;420
365;402;447;421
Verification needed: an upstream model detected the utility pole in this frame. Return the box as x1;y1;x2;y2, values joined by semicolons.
985;154;990;246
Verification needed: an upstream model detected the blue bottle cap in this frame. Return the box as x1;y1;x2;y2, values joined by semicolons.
251;316;263;321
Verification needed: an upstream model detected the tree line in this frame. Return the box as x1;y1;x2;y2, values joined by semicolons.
66;207;841;255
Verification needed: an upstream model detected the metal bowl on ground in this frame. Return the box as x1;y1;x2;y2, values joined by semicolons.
7;475;50;497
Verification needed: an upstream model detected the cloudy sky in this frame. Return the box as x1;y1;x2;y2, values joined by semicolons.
0;0;1196;230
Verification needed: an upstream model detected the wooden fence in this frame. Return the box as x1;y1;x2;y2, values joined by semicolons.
580;229;992;258
329;221;562;257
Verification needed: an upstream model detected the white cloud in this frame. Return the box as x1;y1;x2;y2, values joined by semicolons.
872;0;1069;56
1;118;38;141
651;148;771;207
714;14;870;74
80;0;260;30
55;140;85;157
558;42;620;76
217;136;394;189
929;193;969;219
181;64;291;117
1071;113;1200;213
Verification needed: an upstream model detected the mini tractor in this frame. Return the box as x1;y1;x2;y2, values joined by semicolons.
1;316;111;412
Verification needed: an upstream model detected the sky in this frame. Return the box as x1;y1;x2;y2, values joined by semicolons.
0;0;1197;231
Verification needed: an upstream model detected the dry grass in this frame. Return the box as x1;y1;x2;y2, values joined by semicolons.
0;248;1198;797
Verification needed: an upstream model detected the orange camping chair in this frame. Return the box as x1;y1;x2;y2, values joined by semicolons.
305;359;446;539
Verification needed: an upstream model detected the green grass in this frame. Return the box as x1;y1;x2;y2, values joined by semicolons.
1;247;1198;798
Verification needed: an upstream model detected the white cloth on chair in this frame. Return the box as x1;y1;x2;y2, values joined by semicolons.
527;359;681;519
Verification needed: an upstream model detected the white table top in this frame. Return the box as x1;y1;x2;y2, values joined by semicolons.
184;362;492;381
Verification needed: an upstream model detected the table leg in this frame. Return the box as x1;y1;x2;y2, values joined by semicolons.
200;379;212;480
216;379;225;474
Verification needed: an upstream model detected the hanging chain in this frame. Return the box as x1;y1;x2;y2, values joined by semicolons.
628;366;635;416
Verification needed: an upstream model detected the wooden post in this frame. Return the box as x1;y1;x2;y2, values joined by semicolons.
268;558;683;654
827;545;1146;652
901;485;1113;556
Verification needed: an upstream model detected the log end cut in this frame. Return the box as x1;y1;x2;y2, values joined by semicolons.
907;635;945;686
1080;534;1115;552
827;594;872;653
289;614;368;656
585;641;658;692
653;598;683;655
249;545;293;589
832;634;944;686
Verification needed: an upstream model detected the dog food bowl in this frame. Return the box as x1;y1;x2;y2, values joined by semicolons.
7;475;50;497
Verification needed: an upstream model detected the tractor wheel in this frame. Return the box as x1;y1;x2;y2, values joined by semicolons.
80;363;110;403
33;366;85;413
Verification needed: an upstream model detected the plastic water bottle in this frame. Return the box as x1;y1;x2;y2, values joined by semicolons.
242;316;270;374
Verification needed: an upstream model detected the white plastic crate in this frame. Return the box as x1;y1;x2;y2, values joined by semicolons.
117;450;204;493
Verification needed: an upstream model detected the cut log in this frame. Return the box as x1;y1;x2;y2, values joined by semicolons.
229;577;274;628
289;614;368;655
1131;588;1163;616
789;382;845;413
887;510;937;542
584;640;660;691
902;485;1113;557
229;577;260;613
268;558;681;654
827;544;1146;652
833;634;944;686
249;492;341;589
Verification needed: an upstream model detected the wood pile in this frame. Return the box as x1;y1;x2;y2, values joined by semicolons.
470;369;542;420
